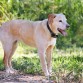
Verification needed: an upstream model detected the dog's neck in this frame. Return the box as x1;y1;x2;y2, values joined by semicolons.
47;21;58;38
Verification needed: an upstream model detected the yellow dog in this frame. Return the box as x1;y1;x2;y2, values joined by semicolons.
0;13;70;77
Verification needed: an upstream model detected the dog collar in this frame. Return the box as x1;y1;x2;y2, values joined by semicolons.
47;21;58;38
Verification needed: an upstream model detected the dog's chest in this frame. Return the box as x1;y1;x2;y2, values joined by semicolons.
48;38;56;46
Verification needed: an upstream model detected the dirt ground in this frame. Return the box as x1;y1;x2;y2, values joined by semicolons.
0;71;56;83
0;71;83;83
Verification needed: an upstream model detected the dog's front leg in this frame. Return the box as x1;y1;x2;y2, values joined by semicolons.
38;49;49;77
46;45;54;75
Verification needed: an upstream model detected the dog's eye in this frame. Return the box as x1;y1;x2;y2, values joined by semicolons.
59;20;62;22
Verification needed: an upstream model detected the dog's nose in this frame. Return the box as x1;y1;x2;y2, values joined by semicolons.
66;24;70;28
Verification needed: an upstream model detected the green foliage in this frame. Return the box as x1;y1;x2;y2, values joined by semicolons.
12;56;42;75
3;46;83;76
0;0;83;48
0;57;4;70
0;44;83;82
52;56;83;74
0;44;82;76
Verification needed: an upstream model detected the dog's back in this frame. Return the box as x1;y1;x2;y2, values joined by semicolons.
0;20;43;47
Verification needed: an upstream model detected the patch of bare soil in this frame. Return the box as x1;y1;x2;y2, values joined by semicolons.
0;71;83;83
0;71;56;83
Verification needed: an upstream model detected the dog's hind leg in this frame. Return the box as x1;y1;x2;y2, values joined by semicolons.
3;40;17;74
8;40;18;73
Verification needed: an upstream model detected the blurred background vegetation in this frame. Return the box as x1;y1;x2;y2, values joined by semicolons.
0;0;83;48
0;0;83;82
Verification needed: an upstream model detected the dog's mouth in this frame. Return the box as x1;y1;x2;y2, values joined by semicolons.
57;28;67;36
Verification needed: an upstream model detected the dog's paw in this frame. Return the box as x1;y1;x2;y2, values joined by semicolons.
10;68;19;73
6;68;18;75
45;76;50;80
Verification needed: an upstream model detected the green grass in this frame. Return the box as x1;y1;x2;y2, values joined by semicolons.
0;43;83;78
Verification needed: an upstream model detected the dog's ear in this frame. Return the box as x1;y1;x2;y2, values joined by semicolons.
48;14;56;24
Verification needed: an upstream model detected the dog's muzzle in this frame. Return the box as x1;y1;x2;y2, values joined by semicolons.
58;24;70;36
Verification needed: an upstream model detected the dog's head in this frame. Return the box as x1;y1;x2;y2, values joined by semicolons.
48;13;70;36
